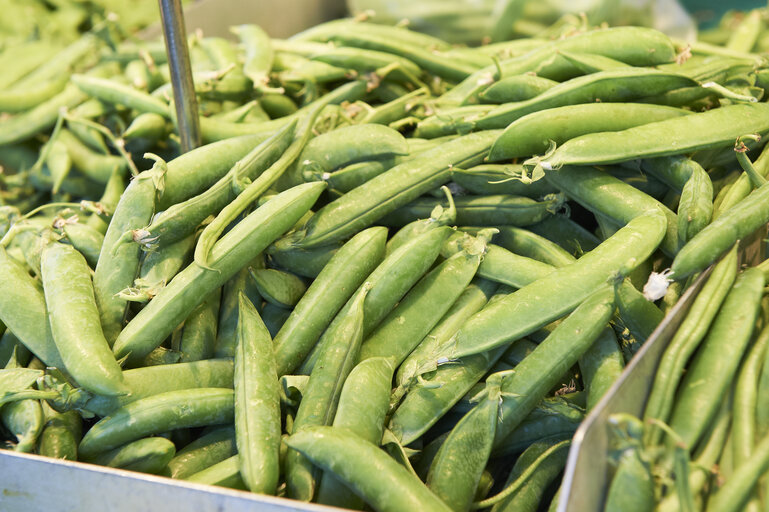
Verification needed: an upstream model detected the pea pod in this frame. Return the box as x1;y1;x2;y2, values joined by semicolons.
90;437;176;474
37;405;82;461
543;165;679;257
294;130;502;248
531;103;769;171
249;268;306;309
286;285;369;501
213;261;264;358
478;75;558;104
234;294;281;494
1;397;43;453
450;165;557;198
447;210;666;359
112;182;325;364
42;241;127;396
61;222;104;268
488;103;690;161
676;162;713;247
286;426;453;512
232;24;274;88
166;426;236;479
315;357;394;509
178;290;220;362
274;227;386;376
184;455;246;490
79;388;234;459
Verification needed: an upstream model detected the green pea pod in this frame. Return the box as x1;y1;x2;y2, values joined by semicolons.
42;242;127;396
113;182;325;364
489;103;690;161
396;279;498;387
579;327;625;411
249;268;306;309
532;103;769;171
184;455;246;490
268;241;340;279
86;167;126;235
427;372;505;511
134;233;196;299
528;215;600;256
178;290;220;362
294;130;501;249
0;246;63;368
71;74;170;117
669;267;764;450
0;84;87;146
61;222;104;268
94;166;161;345
232;24;274;88
479;75;558;104
1;397;43;453
492;226;575;268
448;211;665;359
213;261;264;358
0;75;68;113
494;398;584;458
604;446;655;512
451;164;558;198
677;162;713;247
37;405;82;461
90;437;176;474
379;194;562;229
262;304;292;338
413;105;494;139
544;165;679;257
475;69;695;130
672;180;769;279
490;438;571;512
315;357;394;509
167;425;236;479
57;129;126;185
297;227;450;374
234;294;281;494
614;279;664;346
386;187;456;256
274;227;386;376
286;285;369;501
286;426;453;512
79;388;234;459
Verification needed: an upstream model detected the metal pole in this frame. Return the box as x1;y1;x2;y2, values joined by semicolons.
158;0;201;153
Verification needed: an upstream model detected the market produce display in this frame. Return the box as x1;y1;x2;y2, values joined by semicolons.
2;3;769;511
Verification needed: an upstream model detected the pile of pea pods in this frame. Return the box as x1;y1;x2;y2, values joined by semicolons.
3;5;769;511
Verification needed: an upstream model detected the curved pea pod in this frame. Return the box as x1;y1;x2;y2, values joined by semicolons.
167;425;236;479
232;24;273;88
133;233;196;300
427;372;506;512
359;240;485;367
42;242;127;396
488;103;690;161
386;188;455;256
94;166;161;346
532;102;769;171
672;180;769;279
641;155;701;193
184;454;246;490
113;182;325;364
79;388;234;459
89;437;176;474
474;69;695;130
57;129;126;185
579;327;624;411
37;405;82;460
489;438;571;512
544;165;679;257
157;133;276;210
248;268;306;309
294;130;501;249
382;194;563;228
0;247;63;367
488;286;615;449
141;121;296;249
490;226;575;267
669;268;764;450
286;426;453;512
322;158;396;194
274;227;386;376
212;257;264;359
676;163;713;247
234;294;281;494
494;398;584;457
286;285;369;501
178;290;220;363
451;164;558;197
268;240;340;279
614;279;664;345
1;397;43;453
287;124;408;188
61;222;104;268
527;215;601;257
605;458;653;512
315;357;394;509
448;211;666;359
478;75;558;104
